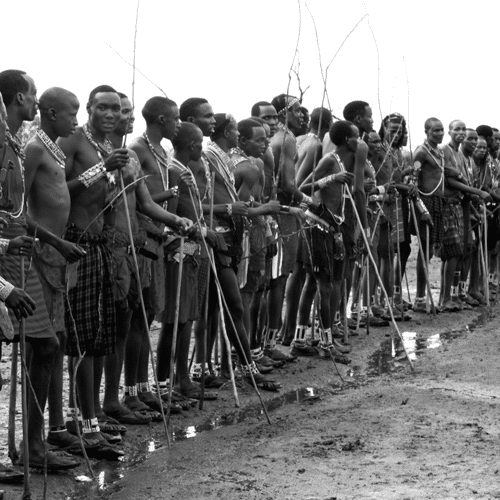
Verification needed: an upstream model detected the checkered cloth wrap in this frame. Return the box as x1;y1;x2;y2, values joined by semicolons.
440;200;464;260
1;253;54;339
64;225;117;357
410;194;444;245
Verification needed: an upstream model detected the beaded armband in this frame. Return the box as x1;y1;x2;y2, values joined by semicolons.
0;276;14;301
0;238;9;255
78;162;106;188
416;199;429;215
317;174;336;189
300;194;313;210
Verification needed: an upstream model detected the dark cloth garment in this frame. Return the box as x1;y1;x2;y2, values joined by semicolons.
461;202;474;259
440;200;464;261
213;214;244;269
1;253;55;340
299;204;343;280
341;197;358;247
410;194;444;245
162;256;199;324
273;212;299;277
64;225;117;357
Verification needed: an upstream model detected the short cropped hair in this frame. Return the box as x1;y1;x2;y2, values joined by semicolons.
310;107;332;129
0;69;29;107
343;100;369;122
142;96;177;125
476;125;493;140
172;122;201;151
179;97;208;122
87;85;117;106
424;117;441;133
251;101;271;117
329;120;355;147
238;118;263;140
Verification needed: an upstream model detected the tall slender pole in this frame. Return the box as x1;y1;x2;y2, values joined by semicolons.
346;188;415;371
19;256;31;498
118;172;170;443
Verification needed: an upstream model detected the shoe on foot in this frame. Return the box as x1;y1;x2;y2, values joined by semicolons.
264;347;296;362
290;340;318;357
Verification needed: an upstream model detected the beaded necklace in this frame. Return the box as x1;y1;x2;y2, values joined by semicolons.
3;130;25;218
36;129;66;168
143;132;169;190
206;142;237;203
419;141;444;196
83;123;115;185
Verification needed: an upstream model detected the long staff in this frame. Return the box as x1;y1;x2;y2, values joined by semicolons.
426;225;431;315
346;189;415;371
188;189;240;408
8;344;18;464
118;172;170;443
188;191;273;422
19;256;31;498
199;171;216;410
165;235;184;424
395;195;404;321
408;200;437;316
483;205;490;307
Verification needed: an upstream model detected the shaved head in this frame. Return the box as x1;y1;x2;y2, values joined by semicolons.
449;119;465;131
172;122;203;151
39;87;78;115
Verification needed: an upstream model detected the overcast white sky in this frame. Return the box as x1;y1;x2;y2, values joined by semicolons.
2;0;499;146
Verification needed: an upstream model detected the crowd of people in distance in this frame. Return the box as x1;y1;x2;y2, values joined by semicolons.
0;68;497;473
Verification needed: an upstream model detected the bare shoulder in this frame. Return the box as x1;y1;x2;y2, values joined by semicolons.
129;136;147;158
24;136;45;165
57;127;84;155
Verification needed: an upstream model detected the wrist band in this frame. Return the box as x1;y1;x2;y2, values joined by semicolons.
318;174;336;189
171;186;179;198
0;276;14;301
78;162;106;188
416;199;427;214
200;226;207;237
377;185;386;195
0;238;9;255
280;205;291;213
365;227;371;238
301;194;313;206
225;204;233;216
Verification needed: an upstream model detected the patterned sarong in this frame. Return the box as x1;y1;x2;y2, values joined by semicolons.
64;225;116;357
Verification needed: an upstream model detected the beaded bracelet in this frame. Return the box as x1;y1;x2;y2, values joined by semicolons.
317;174;336;189
0;238;9;255
225;204;233;216
78;162;106;188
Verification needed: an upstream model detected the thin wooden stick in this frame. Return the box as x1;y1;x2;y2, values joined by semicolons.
8;342;18;464
118;172;170;443
426;225;430;314
199;171;215;410
347;188;415;371
19;256;31;499
409;200;437;316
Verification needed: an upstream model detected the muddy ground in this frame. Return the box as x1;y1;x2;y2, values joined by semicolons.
1;251;499;500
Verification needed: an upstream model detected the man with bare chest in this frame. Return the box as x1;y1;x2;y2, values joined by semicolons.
295;120;355;363
59;85;129;456
24;87;88;452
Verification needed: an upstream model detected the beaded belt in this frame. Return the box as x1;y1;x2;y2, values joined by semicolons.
304;209;336;233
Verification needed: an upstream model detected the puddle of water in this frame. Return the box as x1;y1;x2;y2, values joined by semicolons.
172;386;320;441
367;309;487;375
67;387;320;499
